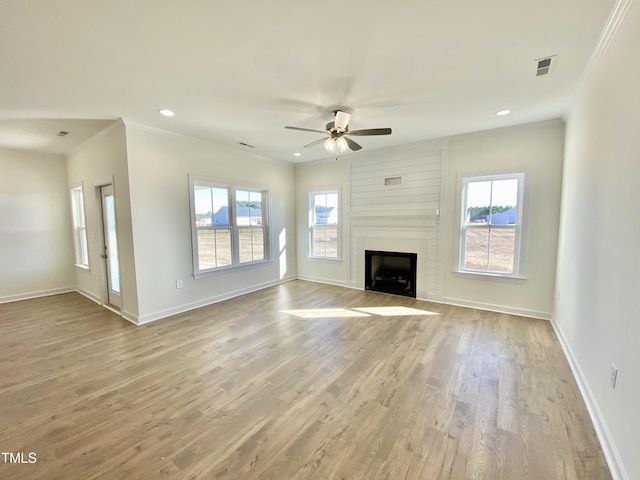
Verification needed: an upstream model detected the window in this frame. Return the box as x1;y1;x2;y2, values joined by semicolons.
459;173;524;276
190;176;268;275
309;190;339;259
70;186;89;268
235;189;265;264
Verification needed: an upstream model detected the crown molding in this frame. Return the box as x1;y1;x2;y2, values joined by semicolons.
66;118;124;157
566;0;634;116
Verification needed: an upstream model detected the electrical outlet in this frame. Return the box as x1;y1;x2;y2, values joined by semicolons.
176;280;183;289
610;364;618;389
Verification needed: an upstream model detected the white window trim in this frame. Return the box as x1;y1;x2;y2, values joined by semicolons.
70;184;90;270
189;175;271;278
457;172;526;279
308;188;341;261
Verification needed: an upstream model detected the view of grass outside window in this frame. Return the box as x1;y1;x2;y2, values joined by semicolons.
461;174;523;275
70;186;89;268
310;190;339;259
191;178;267;274
236;189;265;264
194;185;233;270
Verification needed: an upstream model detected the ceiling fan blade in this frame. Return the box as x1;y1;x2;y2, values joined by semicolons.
344;136;362;151
303;137;327;148
334;111;351;132
285;126;328;134
346;128;392;136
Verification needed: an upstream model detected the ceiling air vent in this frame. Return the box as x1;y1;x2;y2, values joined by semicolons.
385;176;402;186
57;131;70;137
535;55;556;76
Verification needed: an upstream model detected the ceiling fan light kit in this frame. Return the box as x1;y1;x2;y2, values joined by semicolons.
285;109;392;159
324;137;349;154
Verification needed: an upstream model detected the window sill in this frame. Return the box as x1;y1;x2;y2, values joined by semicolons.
193;259;272;279
308;256;342;263
453;270;527;283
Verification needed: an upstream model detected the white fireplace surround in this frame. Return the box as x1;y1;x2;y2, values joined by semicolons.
348;140;448;301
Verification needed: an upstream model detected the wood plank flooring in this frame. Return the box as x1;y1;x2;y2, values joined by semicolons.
0;281;612;479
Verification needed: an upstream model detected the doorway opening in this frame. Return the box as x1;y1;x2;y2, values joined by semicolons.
100;184;121;310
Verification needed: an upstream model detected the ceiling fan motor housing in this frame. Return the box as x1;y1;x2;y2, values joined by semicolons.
326;121;348;134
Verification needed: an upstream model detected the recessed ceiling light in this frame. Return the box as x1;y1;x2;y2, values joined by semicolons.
158;108;174;117
496;109;512;116
293;152;301;157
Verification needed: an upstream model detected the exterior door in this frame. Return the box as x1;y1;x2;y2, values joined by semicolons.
101;184;121;309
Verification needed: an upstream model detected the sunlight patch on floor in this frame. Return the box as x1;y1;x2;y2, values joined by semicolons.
280;308;371;319
281;306;438;319
353;306;439;316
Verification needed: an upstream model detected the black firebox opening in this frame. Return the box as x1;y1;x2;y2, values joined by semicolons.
365;250;417;298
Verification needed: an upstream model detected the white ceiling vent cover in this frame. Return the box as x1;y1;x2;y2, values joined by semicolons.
535;55;556;76
385;176;402;186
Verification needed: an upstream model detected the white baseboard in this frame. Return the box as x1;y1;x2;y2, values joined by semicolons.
74;288;138;325
134;276;297;325
550;316;628;480
121;310;139;325
295;279;551;321
0;279;548;325
0;287;75;304
0;286;135;325
440;296;552;320
295;274;350;289
75;287;102;306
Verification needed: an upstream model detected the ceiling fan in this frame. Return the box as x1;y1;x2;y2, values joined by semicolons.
285;110;392;158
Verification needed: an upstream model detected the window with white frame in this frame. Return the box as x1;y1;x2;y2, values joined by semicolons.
70;185;89;268
309;189;339;259
190;176;268;275
459;173;524;276
235;189;265;264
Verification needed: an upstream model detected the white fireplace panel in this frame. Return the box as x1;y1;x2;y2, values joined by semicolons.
348;140;447;301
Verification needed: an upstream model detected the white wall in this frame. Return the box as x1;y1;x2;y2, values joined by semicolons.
66;121;139;319
294;140;446;297
0;147;75;301
124;125;297;323
555;1;639;478
295;124;563;317
443;120;565;318
294;158;350;286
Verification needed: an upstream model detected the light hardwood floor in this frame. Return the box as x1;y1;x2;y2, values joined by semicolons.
0;281;611;479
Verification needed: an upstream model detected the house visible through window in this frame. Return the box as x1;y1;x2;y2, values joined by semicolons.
235;189;265;264
190;176;268;275
70;185;89;268
309;190;339;259
460;173;524;276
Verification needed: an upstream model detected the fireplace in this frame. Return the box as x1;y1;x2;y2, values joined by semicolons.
365;250;417;298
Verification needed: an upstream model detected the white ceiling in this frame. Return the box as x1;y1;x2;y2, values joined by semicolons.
0;0;617;162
